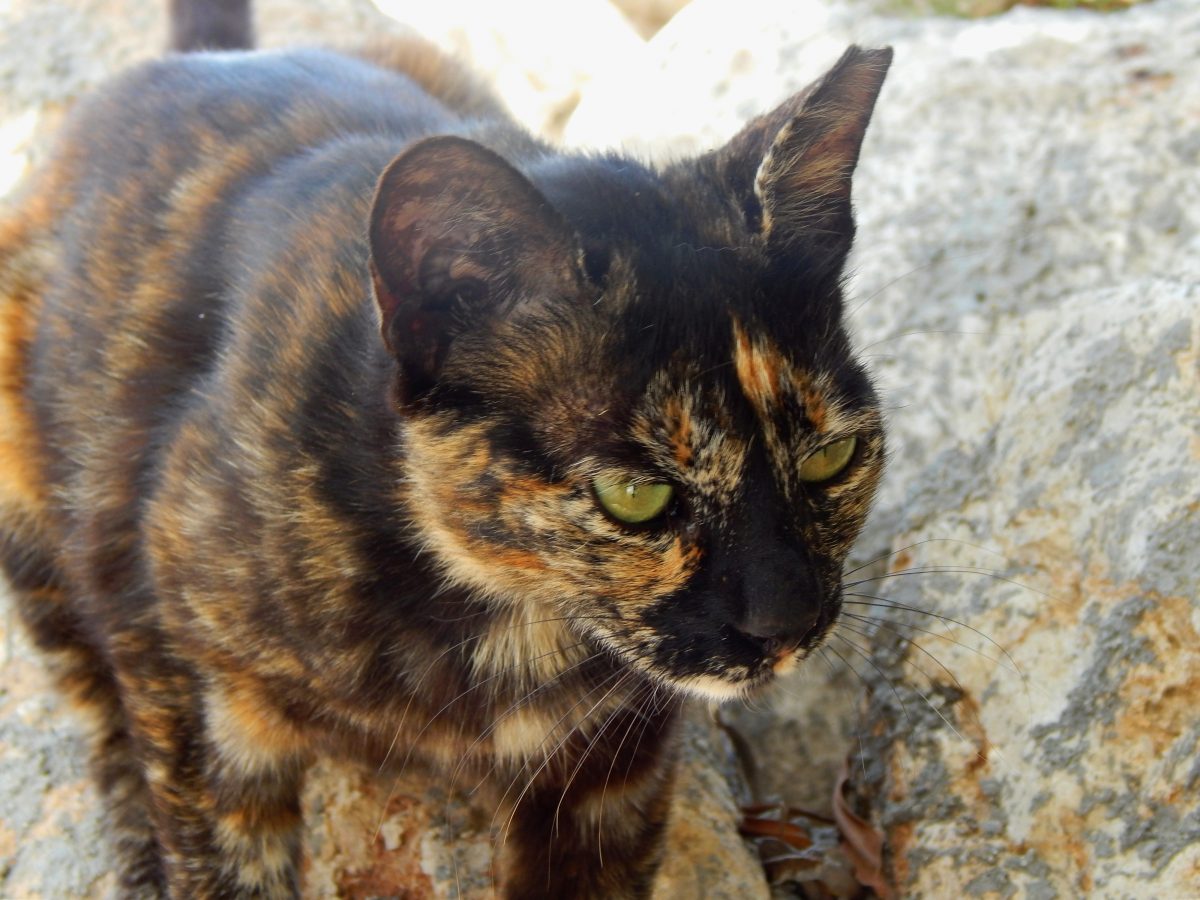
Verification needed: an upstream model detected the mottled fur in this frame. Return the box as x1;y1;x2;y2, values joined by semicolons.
0;18;890;900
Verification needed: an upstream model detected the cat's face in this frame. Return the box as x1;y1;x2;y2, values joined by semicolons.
399;251;884;699
372;48;892;699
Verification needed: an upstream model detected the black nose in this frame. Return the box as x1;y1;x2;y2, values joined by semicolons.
735;547;827;656
707;445;836;660
736;604;822;657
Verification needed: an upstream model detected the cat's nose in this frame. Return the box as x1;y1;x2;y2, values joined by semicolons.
736;603;822;658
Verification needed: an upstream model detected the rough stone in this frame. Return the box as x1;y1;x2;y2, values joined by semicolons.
371;0;647;137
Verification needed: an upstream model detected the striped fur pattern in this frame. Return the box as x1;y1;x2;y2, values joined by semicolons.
0;24;891;900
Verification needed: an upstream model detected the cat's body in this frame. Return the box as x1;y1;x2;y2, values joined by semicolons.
0;16;889;899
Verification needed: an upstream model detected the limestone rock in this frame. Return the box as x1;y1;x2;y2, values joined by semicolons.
857;281;1200;897
302;708;767;899
653;711;771;900
0;619;115;899
608;0;693;39
371;0;648;137
564;0;860;158
848;8;1200;891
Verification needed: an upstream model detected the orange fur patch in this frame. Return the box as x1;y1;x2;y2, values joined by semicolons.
795;374;829;432
732;317;830;432
731;318;783;414
663;394;695;469
207;675;309;771
0;228;48;514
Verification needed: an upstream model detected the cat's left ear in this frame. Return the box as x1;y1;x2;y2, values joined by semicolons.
713;46;892;266
369;136;583;406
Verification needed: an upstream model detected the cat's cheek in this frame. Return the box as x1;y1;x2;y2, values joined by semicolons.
400;420;558;600
600;534;701;603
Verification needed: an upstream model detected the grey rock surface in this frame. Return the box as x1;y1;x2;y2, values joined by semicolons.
0;617;116;898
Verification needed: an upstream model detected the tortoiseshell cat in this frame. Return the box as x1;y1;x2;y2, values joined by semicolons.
0;3;890;896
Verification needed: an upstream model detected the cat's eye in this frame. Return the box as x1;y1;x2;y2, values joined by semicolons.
798;436;858;483
593;477;674;524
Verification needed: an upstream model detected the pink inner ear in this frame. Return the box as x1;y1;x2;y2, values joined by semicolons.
367;258;403;345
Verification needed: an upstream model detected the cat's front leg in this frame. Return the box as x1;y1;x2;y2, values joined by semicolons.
125;665;310;899
494;725;679;899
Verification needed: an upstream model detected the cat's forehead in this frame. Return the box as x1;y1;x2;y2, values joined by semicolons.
729;317;845;435
629;366;748;506
622;313;870;502
504;165;874;481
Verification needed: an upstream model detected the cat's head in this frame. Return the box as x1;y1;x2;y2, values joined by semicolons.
369;47;891;700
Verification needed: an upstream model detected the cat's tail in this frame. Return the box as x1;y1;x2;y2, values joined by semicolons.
169;0;254;53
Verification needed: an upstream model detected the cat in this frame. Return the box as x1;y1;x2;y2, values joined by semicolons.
168;0;254;51
0;2;890;895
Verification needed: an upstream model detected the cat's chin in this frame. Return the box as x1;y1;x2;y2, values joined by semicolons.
657;645;817;702
668;673;761;703
664;664;786;703
595;640;799;703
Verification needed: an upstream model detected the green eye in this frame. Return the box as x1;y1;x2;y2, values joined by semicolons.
798;436;858;483
593;477;674;524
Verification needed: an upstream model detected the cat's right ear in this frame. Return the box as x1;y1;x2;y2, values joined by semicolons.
368;136;583;407
712;46;892;270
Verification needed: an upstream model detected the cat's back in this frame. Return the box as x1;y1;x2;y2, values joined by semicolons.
0;43;520;553
68;46;465;171
43;47;466;270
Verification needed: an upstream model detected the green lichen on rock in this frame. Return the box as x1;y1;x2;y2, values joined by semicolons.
877;0;1152;17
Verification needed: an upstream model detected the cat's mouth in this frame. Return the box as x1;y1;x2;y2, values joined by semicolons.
669;611;840;702
666;654;802;701
575;593;841;703
620;636;823;703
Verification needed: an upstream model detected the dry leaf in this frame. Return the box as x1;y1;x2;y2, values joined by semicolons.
831;759;893;899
